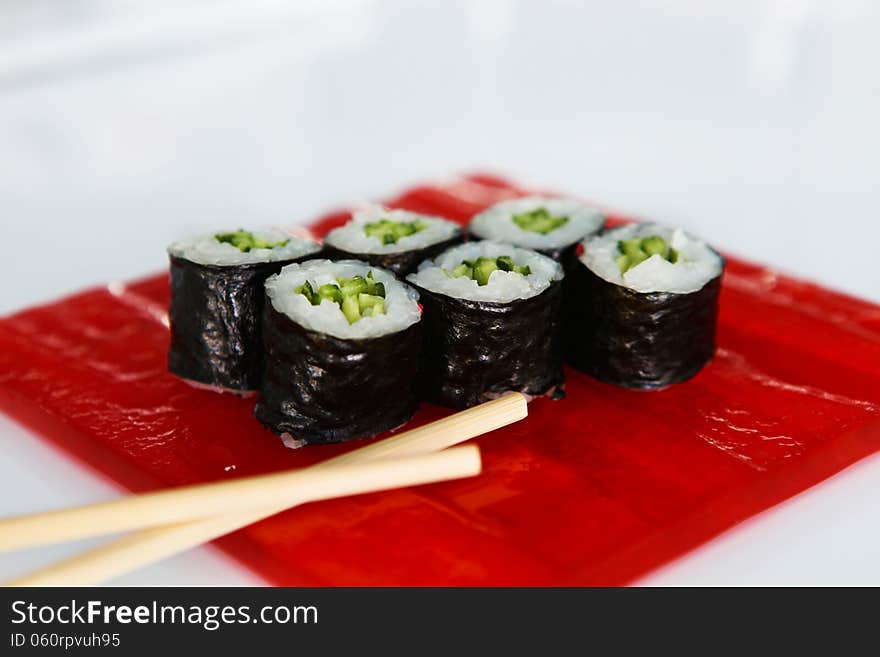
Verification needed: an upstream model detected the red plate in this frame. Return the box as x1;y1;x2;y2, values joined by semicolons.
1;174;879;585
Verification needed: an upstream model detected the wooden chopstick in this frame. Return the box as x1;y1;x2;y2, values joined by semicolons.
0;447;482;553
5;393;527;587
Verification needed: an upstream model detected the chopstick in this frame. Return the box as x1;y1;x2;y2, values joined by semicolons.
0;447;482;553
5;392;527;587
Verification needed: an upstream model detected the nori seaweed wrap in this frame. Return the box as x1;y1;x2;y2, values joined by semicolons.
565;223;724;389
322;205;464;276
468;196;604;273
535;242;580;273
167;229;321;392
254;260;422;446
407;241;565;409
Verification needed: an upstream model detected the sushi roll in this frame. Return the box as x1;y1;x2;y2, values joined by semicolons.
468;196;605;271
565;223;724;389
322;205;463;276
167;228;321;392
255;260;422;446
407;240;565;409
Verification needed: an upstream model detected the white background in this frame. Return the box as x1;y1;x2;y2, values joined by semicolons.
0;0;878;585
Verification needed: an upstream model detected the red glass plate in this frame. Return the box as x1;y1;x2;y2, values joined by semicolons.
1;174;879;585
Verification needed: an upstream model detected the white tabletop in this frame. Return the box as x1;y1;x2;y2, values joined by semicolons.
1;0;878;585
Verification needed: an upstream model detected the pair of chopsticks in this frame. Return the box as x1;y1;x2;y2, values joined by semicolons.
1;393;527;586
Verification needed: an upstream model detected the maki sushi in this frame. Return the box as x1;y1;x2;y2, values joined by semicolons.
468;196;605;271
254;260;422;446
407;240;565;409
322;205;463;276
167;228;321;393
565;223;724;389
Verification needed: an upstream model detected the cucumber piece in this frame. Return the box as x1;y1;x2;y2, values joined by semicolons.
363;219;426;245
473;258;498;286
317;284;342;304
511;208;569;234
298;273;387;322
641;235;668;257
295;281;316;304
452;263;473;279
358;293;384;311
616;235;680;272
449;255;530;284
619;238;644;260
215;229;289;253
337;275;368;297
616;247;647;273
341;294;361;324
629;251;649;268
363;272;386;297
367;299;385;316
496;255;515;272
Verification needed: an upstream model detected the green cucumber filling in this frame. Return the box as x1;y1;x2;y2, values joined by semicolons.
364;219;426;245
295;271;386;324
616;236;680;274
215;229;289;252
444;256;531;286
511;208;569;234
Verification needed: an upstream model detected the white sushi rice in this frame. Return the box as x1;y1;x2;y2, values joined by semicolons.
407;240;563;303
266;259;420;340
168;228;321;266
581;223;723;294
323;204;462;254
469;196;605;250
